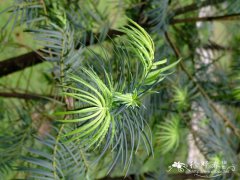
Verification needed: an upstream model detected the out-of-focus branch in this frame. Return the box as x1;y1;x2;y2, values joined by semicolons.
0;51;43;77
202;40;239;52
172;0;226;16
0;29;123;78
164;31;240;138
170;13;240;24
0;91;62;101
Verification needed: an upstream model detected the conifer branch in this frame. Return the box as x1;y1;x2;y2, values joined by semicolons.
164;31;240;138
0;0;235;78
0;29;123;78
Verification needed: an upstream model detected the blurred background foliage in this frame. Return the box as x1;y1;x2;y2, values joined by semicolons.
0;0;240;179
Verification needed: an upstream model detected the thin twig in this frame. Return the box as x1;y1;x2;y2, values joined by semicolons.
172;0;226;16
170;13;240;24
0;91;62;102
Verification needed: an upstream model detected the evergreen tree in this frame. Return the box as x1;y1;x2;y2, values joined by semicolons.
0;0;240;179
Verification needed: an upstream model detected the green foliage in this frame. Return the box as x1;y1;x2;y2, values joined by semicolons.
233;74;240;100
0;0;44;36
0;109;33;178
194;99;239;164
172;86;189;110
54;19;179;173
19;126;88;180
56;71;113;146
156;115;181;154
1;0;240;179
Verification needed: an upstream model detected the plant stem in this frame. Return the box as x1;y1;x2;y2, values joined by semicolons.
0;91;61;101
170;13;240;24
